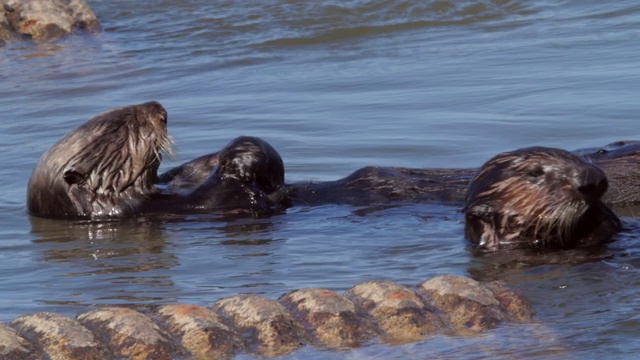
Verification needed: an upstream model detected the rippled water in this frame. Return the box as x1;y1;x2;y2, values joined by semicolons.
2;0;640;358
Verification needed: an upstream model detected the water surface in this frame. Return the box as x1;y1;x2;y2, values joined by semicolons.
1;0;640;358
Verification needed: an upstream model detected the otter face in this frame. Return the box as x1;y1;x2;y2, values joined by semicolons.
464;147;621;251
27;101;173;219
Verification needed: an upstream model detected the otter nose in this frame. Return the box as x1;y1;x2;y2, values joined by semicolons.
577;165;608;199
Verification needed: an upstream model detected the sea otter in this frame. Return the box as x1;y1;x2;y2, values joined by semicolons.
26;102;285;219
463;147;621;251
162;140;640;209
161;145;624;250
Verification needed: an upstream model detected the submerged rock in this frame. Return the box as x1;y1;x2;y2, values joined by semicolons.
77;307;181;360
11;312;112;359
279;288;379;348
0;0;100;43
211;294;311;357
154;304;246;359
1;275;534;358
346;280;445;342
419;275;532;333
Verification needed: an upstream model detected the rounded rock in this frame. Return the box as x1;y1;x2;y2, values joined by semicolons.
154;304;246;359
345;280;444;342
279;288;379;347
419;275;509;333
211;294;310;357
484;281;533;322
0;322;41;360
11;312;112;359
78;307;182;360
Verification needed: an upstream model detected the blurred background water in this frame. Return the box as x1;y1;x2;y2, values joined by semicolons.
1;0;640;358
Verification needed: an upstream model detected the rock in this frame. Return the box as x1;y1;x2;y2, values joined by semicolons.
484;280;534;323
78;307;182;360
0;0;100;43
279;288;379;348
345;280;445;343
154;304;246;359
211;294;310;357
0;276;536;358
0;322;41;360
11;312;112;359
419;275;532;333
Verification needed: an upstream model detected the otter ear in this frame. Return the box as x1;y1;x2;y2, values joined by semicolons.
63;170;86;186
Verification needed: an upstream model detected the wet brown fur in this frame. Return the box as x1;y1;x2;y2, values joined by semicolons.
463;147;621;251
27;101;172;219
26;103;286;219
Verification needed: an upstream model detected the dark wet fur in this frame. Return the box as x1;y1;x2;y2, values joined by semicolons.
162;141;640;209
161;143;640;250
27;102;285;219
27;101;171;219
146;136;288;215
463;147;621;251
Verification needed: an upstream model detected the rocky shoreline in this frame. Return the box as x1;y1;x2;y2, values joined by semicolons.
1;275;532;359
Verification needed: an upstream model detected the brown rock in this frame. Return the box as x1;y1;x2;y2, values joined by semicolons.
11;312;112;359
345;280;444;342
0;322;41;360
279;288;379;348
484;281;534;322
154;304;246;359
211;294;310;357
1;0;100;43
78;307;182;360
419;275;509;333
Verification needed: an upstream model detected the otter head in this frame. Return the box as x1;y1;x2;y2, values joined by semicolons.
463;147;621;251
216;136;284;194
192;136;286;212
27;101;173;219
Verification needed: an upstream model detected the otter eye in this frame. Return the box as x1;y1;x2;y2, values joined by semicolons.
527;167;544;180
597;149;608;155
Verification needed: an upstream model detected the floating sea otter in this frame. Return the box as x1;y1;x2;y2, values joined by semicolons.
26;101;628;250
26;101;286;219
162;143;624;250
463;147;621;251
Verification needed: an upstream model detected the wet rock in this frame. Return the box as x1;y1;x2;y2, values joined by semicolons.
0;322;41;360
78;307;182;360
0;0;100;43
484;280;534;322
345;280;444;342
1;276;536;358
279;288;379;348
11;312;112;359
419;275;529;333
154;304;246;359
211;294;310;357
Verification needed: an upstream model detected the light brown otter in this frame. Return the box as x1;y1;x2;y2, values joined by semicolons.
27;102;286;219
463;147;621;251
27;101;172;219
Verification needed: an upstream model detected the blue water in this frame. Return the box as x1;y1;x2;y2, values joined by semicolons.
2;0;640;358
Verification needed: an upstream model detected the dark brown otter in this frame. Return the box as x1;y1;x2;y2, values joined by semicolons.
162;144;624;250
161;140;640;209
463;147;621;251
27;102;286;219
145;135;288;215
